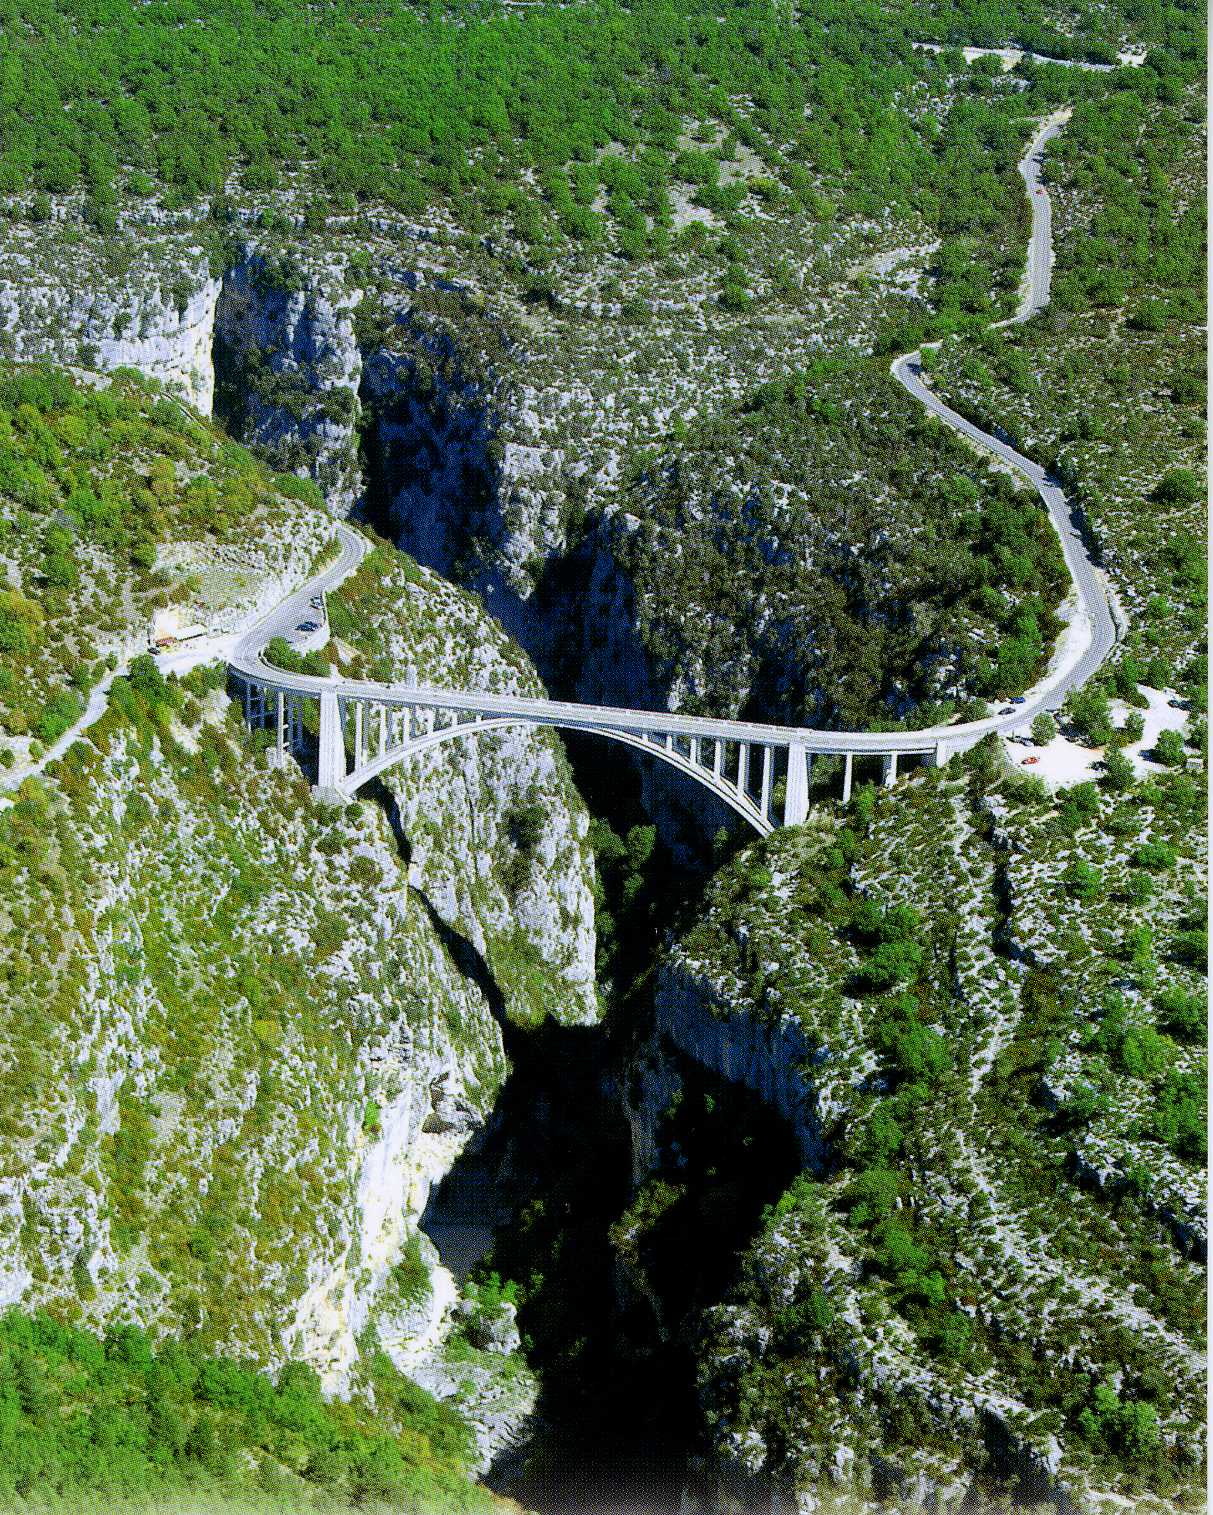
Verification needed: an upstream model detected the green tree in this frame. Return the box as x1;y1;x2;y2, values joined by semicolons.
1153;728;1186;767
1102;747;1134;792
0;590;43;654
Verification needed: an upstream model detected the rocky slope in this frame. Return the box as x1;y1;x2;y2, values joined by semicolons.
0;373;596;1477
629;749;1205;1511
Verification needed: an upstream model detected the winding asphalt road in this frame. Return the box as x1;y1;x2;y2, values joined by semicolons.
889;109;1119;729
228;107;1118;768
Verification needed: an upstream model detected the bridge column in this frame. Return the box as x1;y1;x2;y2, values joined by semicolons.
882;752;898;788
690;736;700;767
760;745;773;820
784;743;809;827
353;701;364;768
316;687;346;794
932;739;954;768
379;704;387;756
276;691;286;758
713;740;723;778
738;743;750;799
841;752;853;805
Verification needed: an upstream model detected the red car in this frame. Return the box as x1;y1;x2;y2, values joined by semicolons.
1022;756;1040;765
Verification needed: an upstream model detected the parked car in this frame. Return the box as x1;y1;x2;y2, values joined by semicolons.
1022;756;1040;766
1011;696;1025;705
1000;706;1015;715
297;620;319;633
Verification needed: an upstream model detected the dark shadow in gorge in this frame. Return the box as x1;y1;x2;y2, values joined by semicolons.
419;975;803;1515
416;744;800;1515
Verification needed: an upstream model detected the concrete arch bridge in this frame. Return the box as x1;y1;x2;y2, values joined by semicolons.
235;666;957;837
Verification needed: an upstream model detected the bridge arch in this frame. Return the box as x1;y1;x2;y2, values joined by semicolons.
343;713;777;835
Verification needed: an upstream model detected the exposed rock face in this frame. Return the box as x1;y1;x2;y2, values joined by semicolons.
214;256;365;511
390;722;598;1029
0;241;221;411
328;549;598;1027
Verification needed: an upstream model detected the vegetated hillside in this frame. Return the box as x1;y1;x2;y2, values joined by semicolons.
0;13;1198;630
604;357;1067;726
643;738;1206;1508
4;0;1194;258
0;364;333;767
0;1311;495;1515
0;365;597;1494
931;84;1207;690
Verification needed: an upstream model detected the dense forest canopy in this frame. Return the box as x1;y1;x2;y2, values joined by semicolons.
0;0;1203;245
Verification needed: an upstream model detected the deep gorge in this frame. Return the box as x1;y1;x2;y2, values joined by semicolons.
210;281;810;1507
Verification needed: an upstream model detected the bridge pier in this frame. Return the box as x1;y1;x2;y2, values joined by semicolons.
841;752;853;805
784;743;809;826
882;752;898;787
317;686;346;795
760;745;773;821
